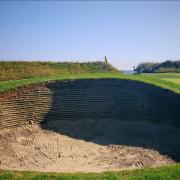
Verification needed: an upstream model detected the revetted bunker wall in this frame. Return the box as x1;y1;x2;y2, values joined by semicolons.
0;79;180;129
0;85;52;128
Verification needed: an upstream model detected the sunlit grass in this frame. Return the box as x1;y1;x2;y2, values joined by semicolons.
0;73;179;94
0;62;179;94
0;164;179;180
161;78;180;84
0;61;118;81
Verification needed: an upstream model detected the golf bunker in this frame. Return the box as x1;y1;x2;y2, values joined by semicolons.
0;79;179;172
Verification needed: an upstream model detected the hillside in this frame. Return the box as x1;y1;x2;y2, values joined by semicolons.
0;61;118;81
135;60;180;73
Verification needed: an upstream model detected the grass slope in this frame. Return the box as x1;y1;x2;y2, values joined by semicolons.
0;61;118;81
0;73;180;94
0;164;179;180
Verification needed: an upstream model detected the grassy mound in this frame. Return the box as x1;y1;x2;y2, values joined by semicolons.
0;164;179;180
0;61;179;94
0;61;118;81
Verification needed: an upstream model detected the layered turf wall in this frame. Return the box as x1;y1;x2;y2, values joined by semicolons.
0;79;180;160
0;79;179;129
0;85;52;128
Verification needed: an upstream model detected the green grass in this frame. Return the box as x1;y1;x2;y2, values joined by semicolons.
0;73;180;94
0;62;179;94
0;164;179;180
143;73;180;79
0;61;118;81
162;78;180;84
143;73;180;85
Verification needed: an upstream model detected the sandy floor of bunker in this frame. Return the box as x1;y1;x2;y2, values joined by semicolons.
0;123;174;173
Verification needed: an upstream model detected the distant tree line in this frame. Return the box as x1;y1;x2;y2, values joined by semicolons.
135;60;180;74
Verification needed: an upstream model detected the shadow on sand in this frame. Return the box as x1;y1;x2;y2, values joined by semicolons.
41;79;180;161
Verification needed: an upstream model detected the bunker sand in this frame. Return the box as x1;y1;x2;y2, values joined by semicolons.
0;124;173;173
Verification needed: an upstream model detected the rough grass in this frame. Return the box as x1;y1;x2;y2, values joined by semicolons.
0;61;118;81
0;164;179;180
0;73;180;94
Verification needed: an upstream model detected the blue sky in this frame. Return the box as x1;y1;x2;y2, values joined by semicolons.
0;1;180;70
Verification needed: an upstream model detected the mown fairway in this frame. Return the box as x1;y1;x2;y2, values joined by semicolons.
142;73;180;85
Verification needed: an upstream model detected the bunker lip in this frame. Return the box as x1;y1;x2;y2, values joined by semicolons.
1;75;179;96
0;77;177;99
0;79;179;172
0;84;45;101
